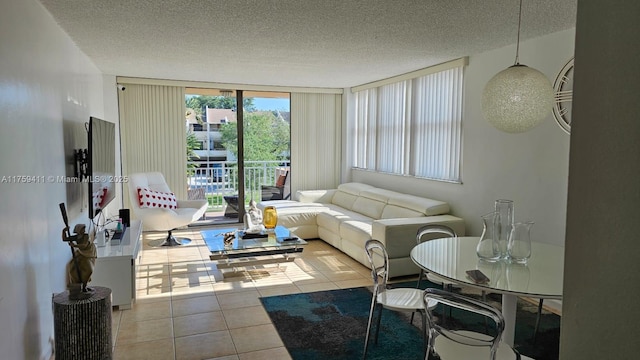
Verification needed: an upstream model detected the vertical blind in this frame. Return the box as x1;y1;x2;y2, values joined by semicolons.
119;84;187;210
352;62;464;182
377;81;409;174
411;67;463;181
354;89;377;170
290;93;342;192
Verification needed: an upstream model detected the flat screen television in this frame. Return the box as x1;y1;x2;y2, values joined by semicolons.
87;116;116;219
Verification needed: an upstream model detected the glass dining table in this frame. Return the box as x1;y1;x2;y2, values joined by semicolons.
410;236;564;346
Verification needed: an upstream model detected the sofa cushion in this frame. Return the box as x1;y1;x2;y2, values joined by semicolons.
258;200;327;228
331;183;377;210
318;227;342;248
337;182;375;195
381;205;424;219
332;191;359;210
325;204;373;221
296;189;336;203
340;219;374;240
317;204;372;234
279;210;322;229
317;211;346;235
259;200;326;211
387;194;450;216
340;219;374;264
352;196;386;219
359;189;395;202
289;224;320;239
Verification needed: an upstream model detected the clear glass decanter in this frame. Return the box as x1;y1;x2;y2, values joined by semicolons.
507;221;534;263
476;211;500;261
494;199;514;259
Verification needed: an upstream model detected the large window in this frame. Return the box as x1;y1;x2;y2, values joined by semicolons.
185;89;291;224
352;58;465;182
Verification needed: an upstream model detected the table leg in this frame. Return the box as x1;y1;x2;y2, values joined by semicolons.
501;294;517;346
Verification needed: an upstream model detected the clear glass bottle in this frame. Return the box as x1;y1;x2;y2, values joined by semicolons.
263;206;278;229
494;199;514;259
477;211;500;261
507;221;534;263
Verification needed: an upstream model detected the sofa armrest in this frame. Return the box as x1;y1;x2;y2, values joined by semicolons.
295;189;337;203
371;215;466;259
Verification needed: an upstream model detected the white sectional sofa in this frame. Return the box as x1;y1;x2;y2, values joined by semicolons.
258;182;465;277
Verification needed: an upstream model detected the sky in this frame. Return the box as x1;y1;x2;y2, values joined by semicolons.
252;98;290;111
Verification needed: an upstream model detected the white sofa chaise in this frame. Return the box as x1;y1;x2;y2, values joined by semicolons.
258;182;465;277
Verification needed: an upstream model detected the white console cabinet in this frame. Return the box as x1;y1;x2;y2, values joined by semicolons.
92;220;142;309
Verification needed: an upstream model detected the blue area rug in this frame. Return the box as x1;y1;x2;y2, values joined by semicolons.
261;283;560;360
260;286;424;360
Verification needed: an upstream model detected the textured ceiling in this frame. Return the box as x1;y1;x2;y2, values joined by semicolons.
38;0;577;89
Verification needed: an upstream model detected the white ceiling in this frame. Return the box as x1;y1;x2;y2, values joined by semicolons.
38;0;577;89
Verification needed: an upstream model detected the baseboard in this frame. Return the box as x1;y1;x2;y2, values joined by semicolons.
522;297;563;316
543;299;563;315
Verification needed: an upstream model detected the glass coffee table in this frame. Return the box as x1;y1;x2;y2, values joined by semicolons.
202;225;307;275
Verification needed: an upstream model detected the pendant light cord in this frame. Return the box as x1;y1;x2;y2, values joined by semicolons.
514;0;523;65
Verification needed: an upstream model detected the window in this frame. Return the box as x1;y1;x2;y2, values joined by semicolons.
352;58;465;182
211;141;225;151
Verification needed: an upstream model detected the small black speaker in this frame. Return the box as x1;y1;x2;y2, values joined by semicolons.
119;208;130;227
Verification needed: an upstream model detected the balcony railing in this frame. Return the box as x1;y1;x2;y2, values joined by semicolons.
187;160;290;211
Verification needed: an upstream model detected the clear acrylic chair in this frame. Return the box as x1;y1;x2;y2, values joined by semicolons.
413;224;458;323
423;288;525;360
415;224;458;289
363;239;437;360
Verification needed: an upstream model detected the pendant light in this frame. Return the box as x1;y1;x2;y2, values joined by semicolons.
481;0;553;133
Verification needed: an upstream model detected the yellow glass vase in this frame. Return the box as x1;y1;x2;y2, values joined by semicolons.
263;206;278;229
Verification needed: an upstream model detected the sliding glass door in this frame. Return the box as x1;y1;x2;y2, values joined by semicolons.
242;91;291;204
185;88;290;224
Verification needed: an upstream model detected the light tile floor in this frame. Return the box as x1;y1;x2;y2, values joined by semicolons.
111;226;373;360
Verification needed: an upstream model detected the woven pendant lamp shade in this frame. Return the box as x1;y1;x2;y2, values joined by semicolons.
482;64;554;133
481;0;554;133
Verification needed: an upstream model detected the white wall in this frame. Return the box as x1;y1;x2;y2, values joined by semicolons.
0;0;106;358
351;29;575;246
561;1;640;358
